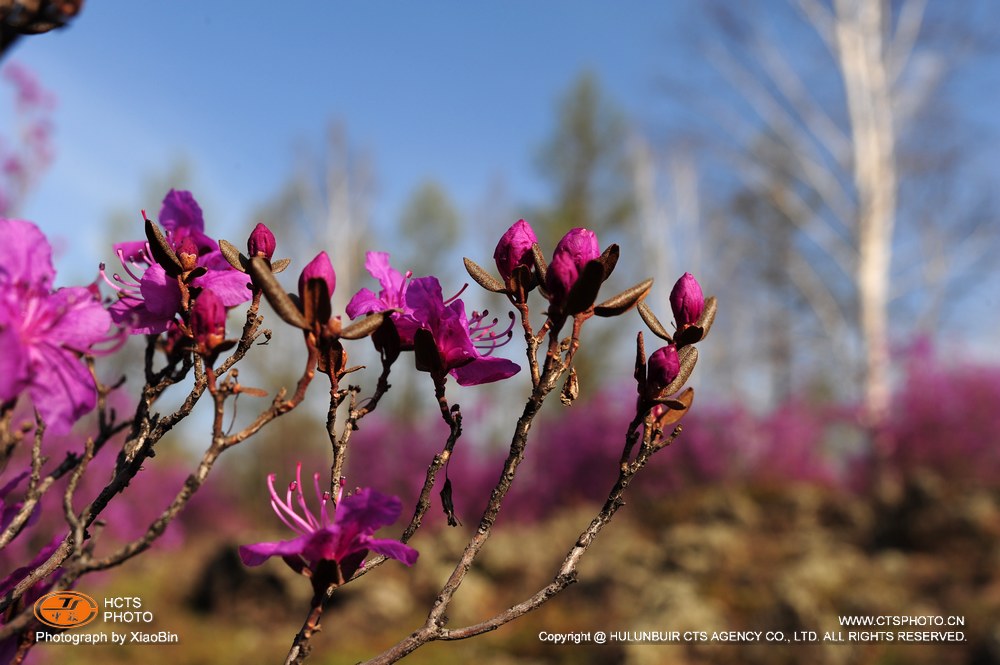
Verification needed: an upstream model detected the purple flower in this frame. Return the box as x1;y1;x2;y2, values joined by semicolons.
545;228;600;309
669;272;704;329
239;464;417;582
646;345;680;398
0;219;113;433
406;276;519;386
102;190;251;334
188;288;226;357
247;222;276;260
345;252;419;347
493;219;538;282
298;251;336;302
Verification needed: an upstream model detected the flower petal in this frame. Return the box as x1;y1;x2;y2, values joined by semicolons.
334;488;403;549
238;534;311;566
404;276;445;329
139;263;182;317
365;537;419;566
192;260;252;306
159;189;205;234
28;345;97;433
0;323;29;403
0;218;54;289
451;356;521;386
345;287;383;320
45;287;112;351
365;251;406;296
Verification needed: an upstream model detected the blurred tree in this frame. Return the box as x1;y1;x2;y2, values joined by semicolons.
235;121;376;487
533;72;635;253
399;179;461;278
663;0;999;425
531;72;638;399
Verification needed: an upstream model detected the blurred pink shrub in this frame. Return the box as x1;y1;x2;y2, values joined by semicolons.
345;345;1000;525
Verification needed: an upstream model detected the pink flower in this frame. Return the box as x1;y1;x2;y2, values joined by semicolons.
247;222;276;260
188;288;226;358
239;464;417;582
0;219;113;433
103;190;251;334
669;272;704;329
493;219;538;283
545;228;600;311
345;252;419;348
405;276;519;386
646;345;680;399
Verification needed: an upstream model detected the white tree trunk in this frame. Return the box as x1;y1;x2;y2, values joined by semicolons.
833;0;897;426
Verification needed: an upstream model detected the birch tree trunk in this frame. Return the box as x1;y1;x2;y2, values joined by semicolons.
833;0;897;426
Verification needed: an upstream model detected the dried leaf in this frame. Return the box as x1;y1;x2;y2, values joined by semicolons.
598;243;620;280
144;218;183;276
218;239;248;272
463;257;505;293
247;257;309;329
564;259;605;315
655;387;694;427
594;278;653;317
531;243;548;284
440;477;461;527
341;312;387;340
560;368;579;406
413;328;442;375
659;346;698;397
271;257;291;274
637;301;672;342
634;331;647;386
698;295;717;340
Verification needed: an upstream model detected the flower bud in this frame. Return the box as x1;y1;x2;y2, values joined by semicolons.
189;288;226;355
247;222;276;260
493;219;538;282
176;235;200;272
298;251;336;300
669;272;704;329
646;344;680;398
544;228;599;307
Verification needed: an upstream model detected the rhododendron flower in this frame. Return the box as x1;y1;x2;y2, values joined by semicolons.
405;276;519;386
103;190;251;334
239;464;417;582
545;227;600;310
246;222;276;260
493;219;538;283
670;272;704;329
345;251;419;347
0;219;113;433
646;344;680;398
188;288;227;358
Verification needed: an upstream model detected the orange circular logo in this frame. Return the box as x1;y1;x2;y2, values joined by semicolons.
33;591;99;629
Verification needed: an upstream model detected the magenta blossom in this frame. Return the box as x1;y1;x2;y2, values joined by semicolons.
493;219;538;283
102;190;251;334
0;219;114;433
247;222;276;260
646;344;680;399
239;464;417;582
405;276;519;386
345;252;419;347
545;227;600;310
669;272;704;329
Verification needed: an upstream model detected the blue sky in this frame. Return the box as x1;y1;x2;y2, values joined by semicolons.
3;2;682;281
3;1;997;376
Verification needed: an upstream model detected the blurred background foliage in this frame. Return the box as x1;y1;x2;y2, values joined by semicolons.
1;1;999;663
